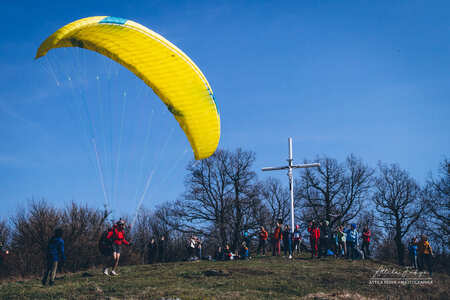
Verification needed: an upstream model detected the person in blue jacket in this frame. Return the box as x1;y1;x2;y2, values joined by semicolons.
408;237;418;269
240;241;249;260
42;228;66;286
346;224;359;259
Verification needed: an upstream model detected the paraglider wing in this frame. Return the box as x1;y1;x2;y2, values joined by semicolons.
36;16;220;160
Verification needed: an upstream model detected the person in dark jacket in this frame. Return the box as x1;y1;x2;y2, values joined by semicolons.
214;246;224;261
105;219;130;276
318;220;330;258
147;238;157;264
158;235;167;262
42;228;65;286
282;225;292;259
418;235;433;275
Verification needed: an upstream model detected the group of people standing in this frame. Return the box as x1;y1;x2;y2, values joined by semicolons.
147;235;169;264
267;219;304;259
34;217;436;286
408;235;434;275
308;220;371;260
220;219;371;261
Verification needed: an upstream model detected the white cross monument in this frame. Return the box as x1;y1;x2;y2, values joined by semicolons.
262;137;320;233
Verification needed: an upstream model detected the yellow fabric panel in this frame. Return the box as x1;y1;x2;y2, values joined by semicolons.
36;16;220;160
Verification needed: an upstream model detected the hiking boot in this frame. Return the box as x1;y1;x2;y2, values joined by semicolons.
103;268;109;276
289;255;292;259
111;270;118;276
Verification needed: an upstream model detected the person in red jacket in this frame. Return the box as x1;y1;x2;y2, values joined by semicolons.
361;225;371;259
105;219;130;276
257;226;268;255
272;219;283;256
308;220;320;258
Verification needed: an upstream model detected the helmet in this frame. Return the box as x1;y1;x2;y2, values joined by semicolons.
117;219;126;226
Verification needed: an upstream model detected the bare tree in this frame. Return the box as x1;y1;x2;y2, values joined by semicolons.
0;219;11;278
296;155;373;227
132;207;153;263
61;202;109;271
261;177;290;230
10;199;61;275
223;149;261;248
422;158;450;252
0;219;10;247
372;163;423;265
171;149;261;249
175;150;233;245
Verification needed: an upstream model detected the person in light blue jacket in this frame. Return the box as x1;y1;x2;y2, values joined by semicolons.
346;224;359;259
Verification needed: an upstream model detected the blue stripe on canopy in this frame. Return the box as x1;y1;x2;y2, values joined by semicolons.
99;16;128;25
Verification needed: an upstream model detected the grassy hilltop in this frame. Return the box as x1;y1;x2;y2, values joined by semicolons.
0;255;448;299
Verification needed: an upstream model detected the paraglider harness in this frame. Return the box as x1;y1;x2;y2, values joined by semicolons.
99;227;116;256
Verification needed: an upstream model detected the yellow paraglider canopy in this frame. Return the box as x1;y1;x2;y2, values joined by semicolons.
36;16;220;160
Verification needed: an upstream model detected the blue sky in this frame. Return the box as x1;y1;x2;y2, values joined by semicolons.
1;1;449;220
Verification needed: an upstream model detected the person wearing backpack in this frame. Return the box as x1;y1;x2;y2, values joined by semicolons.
257;226;268;256
42;228;65;286
104;219;130;276
99;227;114;274
418;235;433;275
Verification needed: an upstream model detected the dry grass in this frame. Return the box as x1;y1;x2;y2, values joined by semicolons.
0;255;448;299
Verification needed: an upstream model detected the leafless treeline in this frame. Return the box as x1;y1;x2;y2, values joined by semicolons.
0;150;448;278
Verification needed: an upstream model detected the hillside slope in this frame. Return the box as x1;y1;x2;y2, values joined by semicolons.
0;255;448;299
